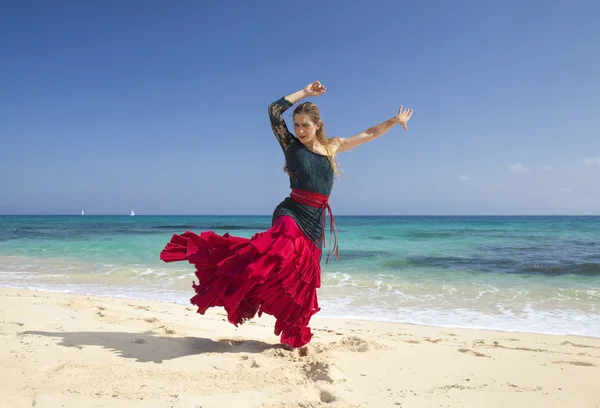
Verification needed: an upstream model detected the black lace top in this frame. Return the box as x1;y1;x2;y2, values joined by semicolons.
268;97;334;247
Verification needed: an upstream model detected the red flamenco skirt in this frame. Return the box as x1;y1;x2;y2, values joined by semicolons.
159;215;322;348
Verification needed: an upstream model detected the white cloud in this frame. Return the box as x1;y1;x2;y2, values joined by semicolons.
584;156;600;166
560;188;571;194
458;175;469;181
539;165;555;171
508;162;531;173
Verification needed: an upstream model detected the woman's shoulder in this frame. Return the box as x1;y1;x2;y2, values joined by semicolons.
328;137;343;153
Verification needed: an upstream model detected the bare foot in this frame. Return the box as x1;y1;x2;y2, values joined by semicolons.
281;344;309;356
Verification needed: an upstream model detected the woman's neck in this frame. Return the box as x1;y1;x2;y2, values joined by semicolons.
303;139;318;151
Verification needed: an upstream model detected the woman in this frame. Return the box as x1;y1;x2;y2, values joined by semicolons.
160;81;413;348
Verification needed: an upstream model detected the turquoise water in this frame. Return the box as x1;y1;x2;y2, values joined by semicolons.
1;215;599;337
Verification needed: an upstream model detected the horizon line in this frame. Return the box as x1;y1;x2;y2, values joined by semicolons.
1;213;599;217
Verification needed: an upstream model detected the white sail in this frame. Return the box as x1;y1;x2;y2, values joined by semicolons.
81;209;84;216
131;209;135;216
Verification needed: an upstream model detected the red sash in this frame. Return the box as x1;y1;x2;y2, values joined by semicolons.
290;188;338;263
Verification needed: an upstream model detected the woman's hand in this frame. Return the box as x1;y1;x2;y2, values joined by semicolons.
283;81;326;105
395;106;414;130
303;81;327;97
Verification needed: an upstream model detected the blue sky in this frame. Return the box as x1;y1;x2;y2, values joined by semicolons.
1;0;599;215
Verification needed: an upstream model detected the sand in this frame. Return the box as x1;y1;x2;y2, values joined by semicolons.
1;287;599;408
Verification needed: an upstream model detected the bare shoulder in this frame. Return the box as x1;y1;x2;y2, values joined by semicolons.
328;136;348;154
329;137;345;154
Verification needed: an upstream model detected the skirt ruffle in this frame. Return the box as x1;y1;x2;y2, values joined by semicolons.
160;215;322;348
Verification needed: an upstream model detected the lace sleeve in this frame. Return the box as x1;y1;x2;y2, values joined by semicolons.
268;97;295;150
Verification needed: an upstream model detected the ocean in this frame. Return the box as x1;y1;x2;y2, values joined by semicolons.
1;215;599;337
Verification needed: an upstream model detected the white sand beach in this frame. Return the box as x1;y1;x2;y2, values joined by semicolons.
1;287;599;408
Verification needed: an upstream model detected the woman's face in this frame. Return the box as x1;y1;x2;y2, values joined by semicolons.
293;114;321;145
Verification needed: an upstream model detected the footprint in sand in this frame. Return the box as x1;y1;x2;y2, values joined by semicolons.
302;360;345;384
128;304;150;311
335;336;387;352
318;386;337;403
338;337;369;352
263;347;299;361
38;362;68;374
218;338;245;346
4;321;25;327
553;360;596;367
239;355;261;368
561;340;598;349
458;348;489;358
153;325;176;335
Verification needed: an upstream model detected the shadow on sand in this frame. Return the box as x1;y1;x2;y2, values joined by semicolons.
22;330;285;363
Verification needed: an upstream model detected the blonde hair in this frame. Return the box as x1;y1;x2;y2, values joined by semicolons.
291;102;342;177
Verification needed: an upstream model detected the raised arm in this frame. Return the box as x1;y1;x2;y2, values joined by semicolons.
268;81;327;150
268;97;295;150
333;106;413;153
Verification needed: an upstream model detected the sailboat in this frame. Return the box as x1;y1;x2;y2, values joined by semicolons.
130;209;135;216
81;209;85;216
